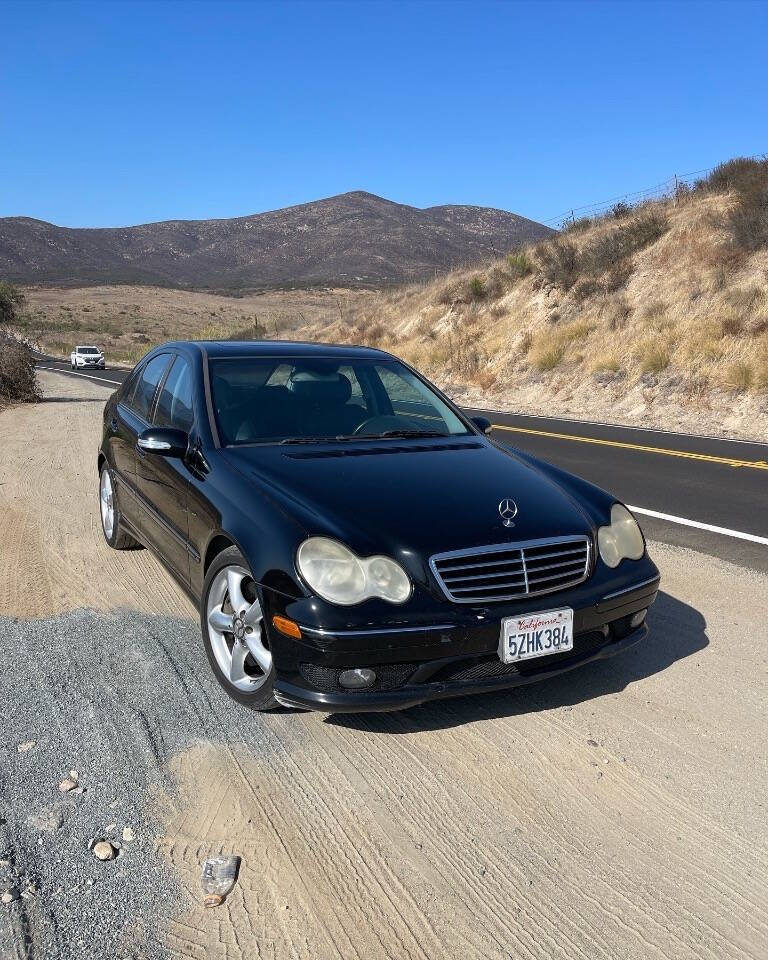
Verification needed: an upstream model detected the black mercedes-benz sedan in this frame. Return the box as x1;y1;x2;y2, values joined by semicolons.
97;341;660;713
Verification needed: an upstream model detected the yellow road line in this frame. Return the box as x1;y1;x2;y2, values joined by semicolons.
490;423;768;471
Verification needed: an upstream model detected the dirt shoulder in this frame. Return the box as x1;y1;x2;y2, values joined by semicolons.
0;372;766;959
0;370;192;619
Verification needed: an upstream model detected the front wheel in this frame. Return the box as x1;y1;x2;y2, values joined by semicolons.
201;546;278;710
99;463;139;549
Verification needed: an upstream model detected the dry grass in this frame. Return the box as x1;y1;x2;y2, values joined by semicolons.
302;171;768;403
12;285;375;365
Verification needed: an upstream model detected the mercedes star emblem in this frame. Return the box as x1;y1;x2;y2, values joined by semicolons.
498;498;518;527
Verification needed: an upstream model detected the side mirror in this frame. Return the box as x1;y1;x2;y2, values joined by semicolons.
470;415;493;435
137;427;189;458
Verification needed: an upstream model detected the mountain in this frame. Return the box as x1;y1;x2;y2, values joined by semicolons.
0;191;553;290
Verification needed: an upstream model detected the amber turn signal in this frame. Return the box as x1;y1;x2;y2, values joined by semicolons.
272;615;302;639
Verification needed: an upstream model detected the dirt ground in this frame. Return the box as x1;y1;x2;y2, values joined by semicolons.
0;372;766;959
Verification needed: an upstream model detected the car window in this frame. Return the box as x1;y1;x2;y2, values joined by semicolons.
128;353;170;421
374;363;464;430
154;356;194;431
208;356;470;445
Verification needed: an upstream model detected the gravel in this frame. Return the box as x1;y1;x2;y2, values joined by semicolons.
0;608;234;959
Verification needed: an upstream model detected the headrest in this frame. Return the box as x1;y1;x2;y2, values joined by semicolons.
287;370;352;405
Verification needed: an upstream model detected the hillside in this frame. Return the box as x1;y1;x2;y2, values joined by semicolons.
0;191;552;289
299;159;768;439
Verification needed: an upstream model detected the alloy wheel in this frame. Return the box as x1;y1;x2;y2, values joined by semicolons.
206;565;272;691
100;468;115;540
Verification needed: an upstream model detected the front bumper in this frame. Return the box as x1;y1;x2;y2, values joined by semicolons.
266;567;660;713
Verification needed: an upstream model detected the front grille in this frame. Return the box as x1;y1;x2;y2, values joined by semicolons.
430;536;591;603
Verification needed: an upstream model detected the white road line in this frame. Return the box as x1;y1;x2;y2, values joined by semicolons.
463;404;768;447
37;365;122;386
628;505;768;546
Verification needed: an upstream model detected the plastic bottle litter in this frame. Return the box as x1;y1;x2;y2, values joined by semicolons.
200;855;240;908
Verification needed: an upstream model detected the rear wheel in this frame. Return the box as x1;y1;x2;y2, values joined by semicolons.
201;546;277;710
99;463;139;549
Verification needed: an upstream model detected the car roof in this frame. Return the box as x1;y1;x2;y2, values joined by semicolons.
159;340;395;361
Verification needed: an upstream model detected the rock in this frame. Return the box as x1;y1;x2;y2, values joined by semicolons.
587;739;599;747
122;827;134;843
16;741;36;753
59;778;78;793
92;841;117;861
27;806;66;832
1;888;19;904
105;823;116;833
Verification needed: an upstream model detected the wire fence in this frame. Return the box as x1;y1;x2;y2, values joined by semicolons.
542;154;767;230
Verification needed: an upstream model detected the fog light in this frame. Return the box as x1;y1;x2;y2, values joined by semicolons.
339;668;376;690
630;609;647;628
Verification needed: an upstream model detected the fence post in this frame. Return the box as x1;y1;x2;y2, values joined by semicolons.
674;174;679;205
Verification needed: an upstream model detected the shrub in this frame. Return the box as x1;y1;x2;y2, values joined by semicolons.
469;275;485;299
722;362;753;391
484;266;507;299
581;211;669;274
561;320;594;342
636;340;671;374
507;251;533;279
0;282;25;325
610;201;631;219
701;157;768;250
591;354;621;373
572;276;603;302
530;331;566;371
608;297;631;330
719;311;745;337
535;238;579;290
604;258;634;292
0;336;40;405
563;216;593;234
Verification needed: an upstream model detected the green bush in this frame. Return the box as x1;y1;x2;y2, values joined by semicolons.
469;275;485;299
507;251;533;279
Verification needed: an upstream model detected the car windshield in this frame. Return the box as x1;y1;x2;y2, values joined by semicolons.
78;347;100;354
208;356;471;445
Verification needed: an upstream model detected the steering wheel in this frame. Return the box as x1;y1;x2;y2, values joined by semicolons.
353;414;412;436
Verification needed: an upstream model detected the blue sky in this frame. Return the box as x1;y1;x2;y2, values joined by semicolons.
2;0;766;227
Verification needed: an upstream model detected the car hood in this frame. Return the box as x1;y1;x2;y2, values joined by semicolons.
222;437;595;560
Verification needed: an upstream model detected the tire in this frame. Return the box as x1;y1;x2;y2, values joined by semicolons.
201;545;278;710
99;462;140;550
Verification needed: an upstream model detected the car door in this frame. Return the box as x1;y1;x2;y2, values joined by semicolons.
113;353;172;535
134;354;195;585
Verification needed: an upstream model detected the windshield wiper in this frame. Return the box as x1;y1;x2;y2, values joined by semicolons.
367;429;448;439
279;435;357;444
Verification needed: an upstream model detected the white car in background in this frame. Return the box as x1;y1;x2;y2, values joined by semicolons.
71;345;106;370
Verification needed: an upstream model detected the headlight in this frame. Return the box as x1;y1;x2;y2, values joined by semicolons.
297;537;411;605
597;504;645;568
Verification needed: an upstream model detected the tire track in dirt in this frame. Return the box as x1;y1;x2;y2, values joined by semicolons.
0;373;193;619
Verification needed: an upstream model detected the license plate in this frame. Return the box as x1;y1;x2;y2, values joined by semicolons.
499;608;574;664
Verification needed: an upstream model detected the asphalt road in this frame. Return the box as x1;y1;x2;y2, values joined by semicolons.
37;356;768;573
